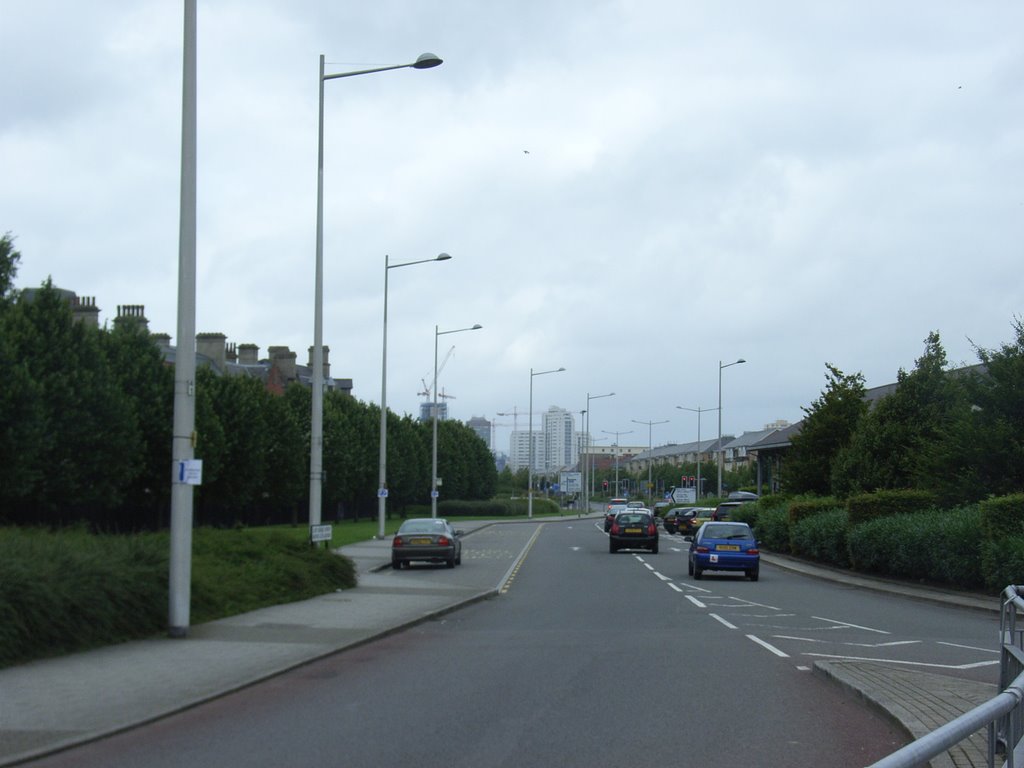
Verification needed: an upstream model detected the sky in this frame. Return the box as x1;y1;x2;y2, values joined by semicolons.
3;1;1022;456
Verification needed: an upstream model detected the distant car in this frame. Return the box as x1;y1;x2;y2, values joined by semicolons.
686;507;718;533
604;498;629;531
711;500;753;521
687;521;759;581
391;518;463;569
626;500;645;509
609;510;659;554
662;506;697;534
652;501;671;519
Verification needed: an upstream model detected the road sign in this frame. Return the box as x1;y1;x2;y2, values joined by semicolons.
672;487;696;504
310;524;333;543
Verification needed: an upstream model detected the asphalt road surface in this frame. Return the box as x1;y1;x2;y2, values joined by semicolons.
26;520;1000;767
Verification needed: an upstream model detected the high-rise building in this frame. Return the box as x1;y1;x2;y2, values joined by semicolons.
466;416;491;447
542;406;577;471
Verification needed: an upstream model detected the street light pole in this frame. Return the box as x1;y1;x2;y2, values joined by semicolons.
602;429;633;497
377;253;451;539
432;322;482;518
528;366;565;518
168;0;197;638
717;358;746;497
632;418;668;503
584;391;614;513
677;405;717;500
310;51;443;535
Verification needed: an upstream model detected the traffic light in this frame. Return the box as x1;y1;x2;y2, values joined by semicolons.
602;480;609;491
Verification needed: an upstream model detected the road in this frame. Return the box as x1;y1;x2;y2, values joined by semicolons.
25;519;999;767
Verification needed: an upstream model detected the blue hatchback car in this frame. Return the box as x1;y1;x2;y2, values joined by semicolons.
687;521;760;581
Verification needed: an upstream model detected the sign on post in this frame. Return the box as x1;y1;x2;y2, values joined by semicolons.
672;487;696;504
310;524;333;543
559;472;582;493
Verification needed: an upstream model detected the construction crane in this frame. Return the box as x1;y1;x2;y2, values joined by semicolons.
417;345;456;401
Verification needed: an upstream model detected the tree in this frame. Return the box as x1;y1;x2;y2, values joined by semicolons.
4;282;141;522
0;232;21;305
782;363;867;496
832;332;964;497
919;319;1024;501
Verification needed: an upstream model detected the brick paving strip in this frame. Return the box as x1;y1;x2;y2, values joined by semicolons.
815;660;996;768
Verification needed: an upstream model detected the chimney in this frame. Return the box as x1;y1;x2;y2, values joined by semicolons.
71;295;101;328
151;333;172;354
269;346;297;382
196;332;228;373
308;345;331;379
114;304;149;331
238;343;259;365
225;342;237;365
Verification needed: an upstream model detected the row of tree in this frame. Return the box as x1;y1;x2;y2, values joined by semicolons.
0;234;497;530
783;326;1024;502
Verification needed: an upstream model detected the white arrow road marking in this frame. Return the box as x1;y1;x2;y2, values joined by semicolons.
669;583;685;593
938;641;999;654
570;546;580;551
687;595;707;608
655;572;671;581
710;613;738;629
747;634;790;657
803;653;999;669
773;636;921;648
812;616;890;634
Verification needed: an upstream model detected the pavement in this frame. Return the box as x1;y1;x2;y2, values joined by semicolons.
0;512;1002;767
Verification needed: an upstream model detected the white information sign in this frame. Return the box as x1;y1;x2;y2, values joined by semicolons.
671;487;696;504
559;472;582;493
176;459;203;486
310;524;333;543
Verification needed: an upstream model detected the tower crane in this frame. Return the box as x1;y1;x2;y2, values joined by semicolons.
417;345;456;400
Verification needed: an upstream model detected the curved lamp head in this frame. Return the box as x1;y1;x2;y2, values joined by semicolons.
435;253;452;261
413;53;444;69
470;324;483;330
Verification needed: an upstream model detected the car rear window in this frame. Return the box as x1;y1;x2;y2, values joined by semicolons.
704;524;753;539
617;513;650;525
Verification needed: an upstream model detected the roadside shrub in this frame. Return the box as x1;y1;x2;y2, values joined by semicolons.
731;503;759;528
847;506;984;589
981;537;1024;591
847;489;938;526
788;497;842;525
979;494;1024;541
754;506;791;554
790;509;850;568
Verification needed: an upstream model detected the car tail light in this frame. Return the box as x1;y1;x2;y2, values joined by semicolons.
610;523;620;534
746;547;759;555
393;536;404;547
696;546;709;553
438;536;450;546
647;523;656;535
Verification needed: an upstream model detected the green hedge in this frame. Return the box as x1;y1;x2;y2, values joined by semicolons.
790;509;850;568
981;537;1024;591
846;506;984;588
424;497;562;518
979;494;1024;540
846;489;938;525
753;506;791;554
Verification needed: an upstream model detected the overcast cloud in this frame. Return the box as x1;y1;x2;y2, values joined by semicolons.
3;1;1022;455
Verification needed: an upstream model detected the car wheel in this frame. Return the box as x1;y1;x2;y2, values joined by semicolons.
651;542;659;554
609;542;617;554
456;553;462;566
446;556;456;568
392;558;401;570
748;567;759;581
693;564;703;580
687;559;693;575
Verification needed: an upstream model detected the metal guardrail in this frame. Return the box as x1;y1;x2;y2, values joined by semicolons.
866;585;1024;768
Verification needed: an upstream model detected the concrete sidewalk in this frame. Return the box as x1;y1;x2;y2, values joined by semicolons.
0;515;1002;767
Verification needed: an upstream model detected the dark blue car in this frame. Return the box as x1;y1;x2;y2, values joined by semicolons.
687;521;759;581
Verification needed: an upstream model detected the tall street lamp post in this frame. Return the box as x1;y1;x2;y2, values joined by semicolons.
631;418;668;502
602;429;633;497
717;358;747;497
168;0;197;638
528;366;565;518
432;322;482;518
310;51;443;535
677;405;717;500
584;391;614;513
377;253;452;539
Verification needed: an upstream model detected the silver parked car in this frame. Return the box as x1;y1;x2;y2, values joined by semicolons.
391;518;463;569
